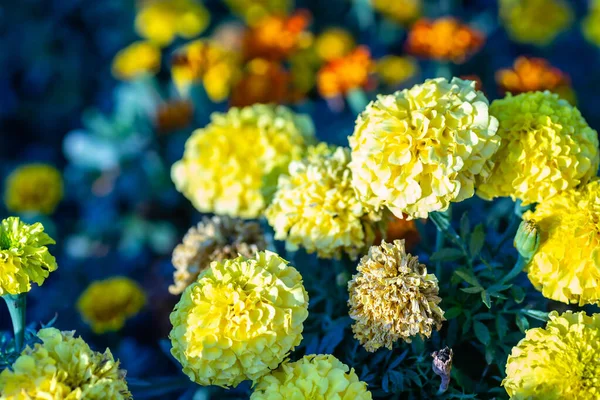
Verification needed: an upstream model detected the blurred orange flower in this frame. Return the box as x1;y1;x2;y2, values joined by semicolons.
374;216;421;252
230;58;291;107
243;10;312;61
317;46;374;98
405;18;484;63
155;100;194;134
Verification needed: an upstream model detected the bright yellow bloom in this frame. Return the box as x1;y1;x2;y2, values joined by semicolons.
266;144;382;260
583;0;600;47
499;0;573;46
314;28;355;61
171;105;314;219
111;41;161;81
521;180;600;305
135;0;210;47
375;55;418;87
171;39;241;102
5;164;63;215
348;240;444;352
478;92;599;205
350;77;500;219
503;311;600;399
0;327;131;399
0;217;57;296
224;0;291;26
77;277;146;334
169;251;309;387
251;354;372;399
372;0;421;24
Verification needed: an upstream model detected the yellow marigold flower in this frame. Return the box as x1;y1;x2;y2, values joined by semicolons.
583;0;600;47
348;240;444;352
317;46;373;98
0;217;57;296
349;77;500;219
77;277;146;334
135;0;210;47
405;18;484;63
499;0;573;46
224;0;291;26
266;144;382;260
503;311;600;399
171;104;314;219
111;41;161;81
0;327;131;399
477;92;599;205
251;354;372;399
520;180;600;305
372;0;421;25
4;163;63;215
171;39;241;102
169;216;266;295
314;28;355;61
375;55;418;87
169;251;309;387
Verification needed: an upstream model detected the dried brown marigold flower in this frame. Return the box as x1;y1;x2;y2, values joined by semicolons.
169;216;266;294
348;240;444;352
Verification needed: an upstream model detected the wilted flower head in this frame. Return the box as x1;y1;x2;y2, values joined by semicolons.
348;240;444;352
432;347;453;393
77;277;146;334
496;57;575;104
583;0;600;47
155;99;194;134
375;56;418;87
477;92;599;205
503;311;600;399
349;77;500;219
0;217;57;296
499;0;573;46
224;0;291;26
521;180;600;305
135;0;210;47
169;216;266;295
230;58;291;107
371;0;421;25
317;46;373;98
169;251;309;387
251;354;372;399
171;104;314;219
0;328;131;399
266;144;382;260
314;28;355;61
405;18;484;63
171;39;241;102
4;163;63;215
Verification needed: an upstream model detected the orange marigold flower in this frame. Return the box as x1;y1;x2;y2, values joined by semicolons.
231;58;291;107
243;10;312;61
155;100;194;134
405;17;484;63
317;46;373;98
375;216;421;252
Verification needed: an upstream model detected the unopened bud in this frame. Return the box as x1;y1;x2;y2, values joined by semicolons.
514;219;540;261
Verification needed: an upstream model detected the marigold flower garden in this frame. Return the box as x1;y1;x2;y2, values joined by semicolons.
4;0;600;399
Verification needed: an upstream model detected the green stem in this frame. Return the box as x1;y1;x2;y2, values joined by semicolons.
435;227;444;280
429;207;473;269
3;293;27;353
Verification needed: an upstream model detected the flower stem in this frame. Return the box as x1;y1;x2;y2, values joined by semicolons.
429;206;473;269
3;293;27;353
435;227;444;280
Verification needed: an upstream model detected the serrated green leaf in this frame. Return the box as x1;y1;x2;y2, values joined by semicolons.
444;306;462;319
511;286;526;303
473;321;491;345
454;269;481;287
521;309;549;322
485;345;495;365
481;290;491;308
469;224;485;257
496;314;509;340
430;248;464;262
460;212;470;239
461;286;484;293
516;314;529;333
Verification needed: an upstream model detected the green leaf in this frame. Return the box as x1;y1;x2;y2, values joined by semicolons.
501;256;527;284
430;211;451;232
511;286;526;303
444;306;462;319
484;345;495;365
454;269;481;287
521;309;549;322
516;314;529;333
387;370;404;392
430;248;464;262
473;321;491;345
460;212;470;239
461;286;483;294
496;314;509;340
481;290;492;308
469;224;485;257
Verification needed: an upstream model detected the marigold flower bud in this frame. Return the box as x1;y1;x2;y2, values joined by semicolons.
513;219;540;261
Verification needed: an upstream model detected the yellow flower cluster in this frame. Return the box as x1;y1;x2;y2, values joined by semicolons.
0;217;57;296
371;0;421;24
503;311;600;399
266;144;381;260
499;0;573;46
4;163;63;215
111;41;161;81
171;105;314;219
583;0;600;47
348;240;444;352
135;0;210;47
251;355;372;399
375;56;418;87
169;251;309;387
478;92;599;205
0;328;131;399
314;28;355;61
77;277;146;334
349;77;500;219
521;180;600;305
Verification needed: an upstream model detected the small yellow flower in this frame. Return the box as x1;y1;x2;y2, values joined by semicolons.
251;354;372;399
111;41;161;81
0;217;57;296
477;92;599;205
169;251;309;387
499;0;573;46
375;55;418;87
503;311;600;399
224;0;291;26
0;327;131;399
583;0;600;47
372;0;421;24
4;163;63;215
348;240;444;352
135;0;210;47
350;77;500;219
314;28;355;61
171;104;314;219
77;277;146;334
